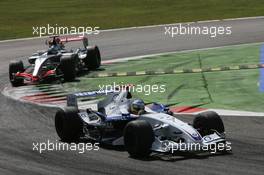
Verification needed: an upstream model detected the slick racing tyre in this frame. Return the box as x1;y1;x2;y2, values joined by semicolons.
9;60;24;87
193;111;225;136
85;46;101;70
55;107;84;142
60;54;77;81
124;120;154;158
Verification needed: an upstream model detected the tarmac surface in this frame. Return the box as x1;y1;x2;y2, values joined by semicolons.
0;17;264;174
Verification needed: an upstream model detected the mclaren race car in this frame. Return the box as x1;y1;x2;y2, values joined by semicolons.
55;88;231;158
9;35;101;86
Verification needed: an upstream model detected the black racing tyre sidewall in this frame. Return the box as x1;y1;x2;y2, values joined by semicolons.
55;107;84;142
85;46;101;70
9;60;24;87
60;54;77;81
193;111;225;136
124;120;154;158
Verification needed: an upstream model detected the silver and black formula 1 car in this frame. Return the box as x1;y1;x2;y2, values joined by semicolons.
9;35;101;86
55;88;231;158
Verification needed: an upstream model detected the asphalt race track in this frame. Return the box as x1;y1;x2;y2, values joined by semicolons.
0;18;264;175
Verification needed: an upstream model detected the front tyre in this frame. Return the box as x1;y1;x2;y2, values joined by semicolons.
193;111;225;136
124;120;154;158
84;46;101;70
9;60;24;87
60;54;77;81
55;107;84;142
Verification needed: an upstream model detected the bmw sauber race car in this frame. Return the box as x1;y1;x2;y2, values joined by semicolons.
55;88;231;158
9;35;101;86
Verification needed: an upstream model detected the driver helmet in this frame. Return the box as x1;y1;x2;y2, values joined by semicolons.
130;99;145;115
55;37;61;44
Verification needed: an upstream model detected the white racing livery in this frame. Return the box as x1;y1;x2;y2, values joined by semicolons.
55;88;231;158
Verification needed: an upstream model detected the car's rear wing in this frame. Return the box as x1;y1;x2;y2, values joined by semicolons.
60;35;87;43
67;85;134;108
66;89;115;107
46;35;89;47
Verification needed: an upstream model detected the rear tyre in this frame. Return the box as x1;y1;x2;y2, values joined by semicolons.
9;60;24;87
193;111;225;136
55;107;84;142
84;46;101;70
124;120;154;158
60;54;77;81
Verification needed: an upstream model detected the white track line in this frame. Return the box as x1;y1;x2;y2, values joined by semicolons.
102;42;263;64
1;16;264;43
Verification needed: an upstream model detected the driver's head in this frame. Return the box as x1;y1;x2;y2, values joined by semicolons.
130;99;145;115
55;37;61;44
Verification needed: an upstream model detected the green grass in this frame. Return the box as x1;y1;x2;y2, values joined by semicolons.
99;44;260;73
63;43;264;112
1;0;264;40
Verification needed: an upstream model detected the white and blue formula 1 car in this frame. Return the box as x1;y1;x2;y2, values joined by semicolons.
55;88;231;158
